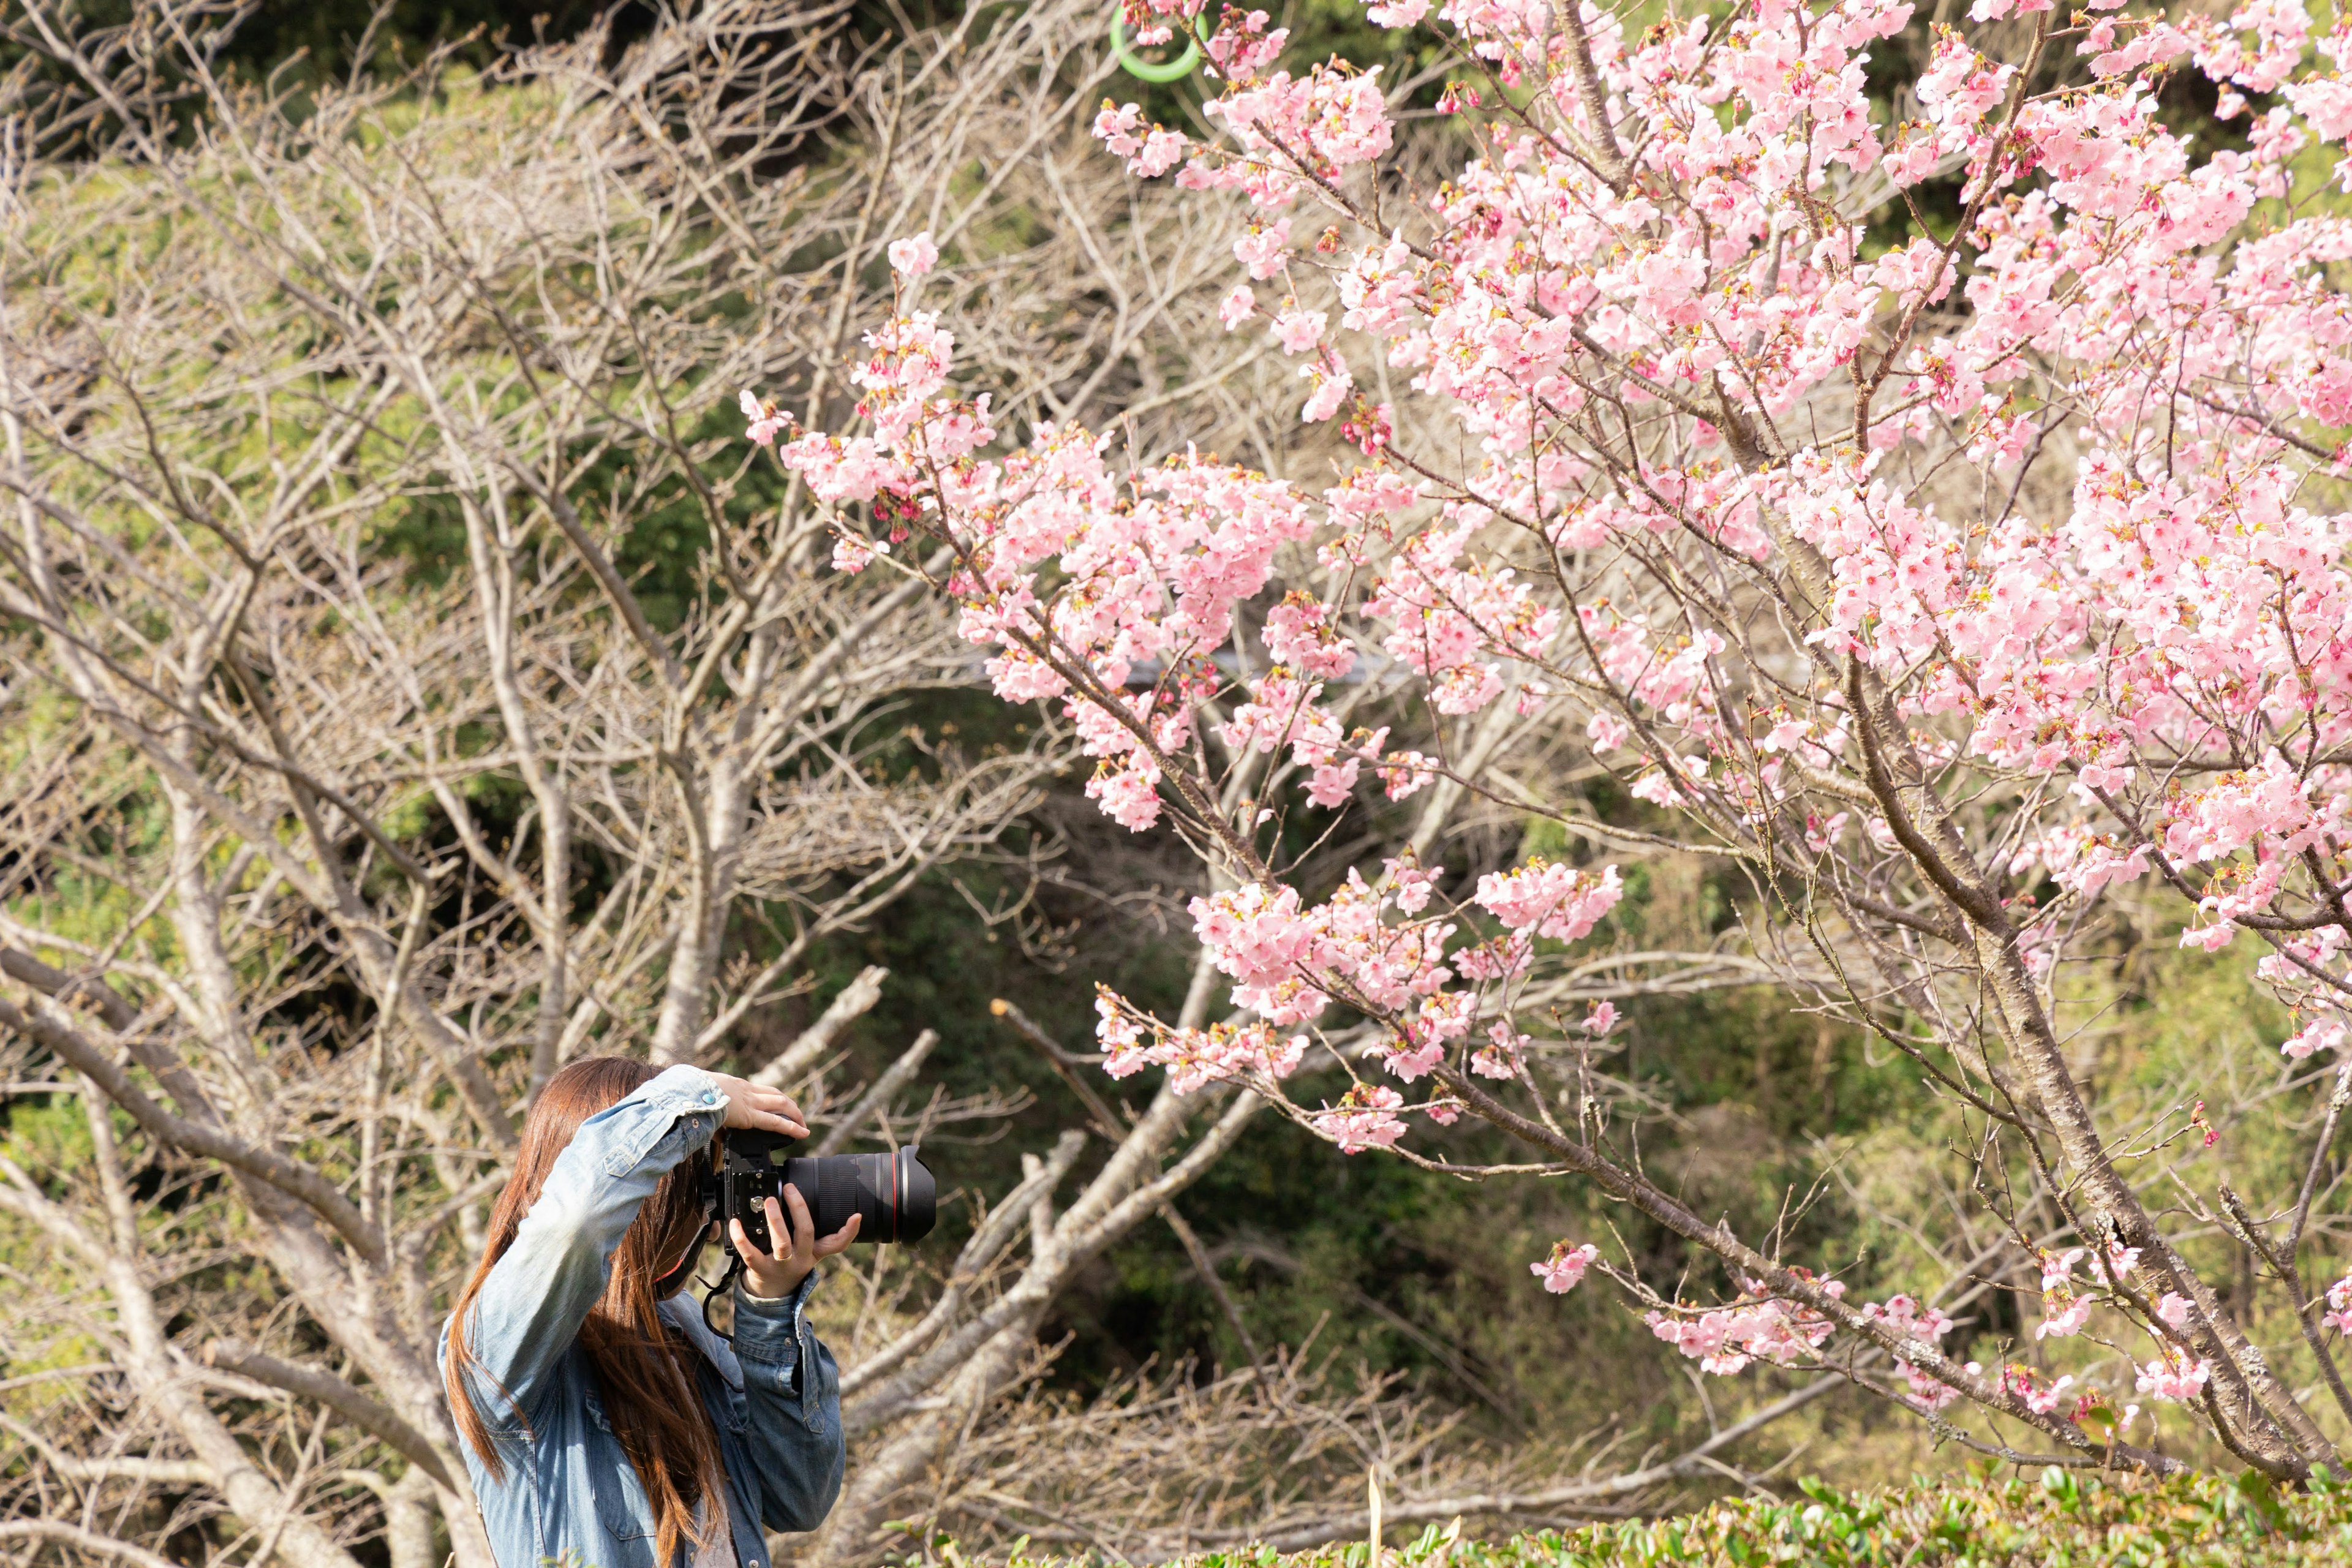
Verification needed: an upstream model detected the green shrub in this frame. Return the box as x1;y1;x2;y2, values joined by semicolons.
956;1470;2352;1568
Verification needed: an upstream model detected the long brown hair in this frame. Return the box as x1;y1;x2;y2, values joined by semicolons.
444;1057;723;1566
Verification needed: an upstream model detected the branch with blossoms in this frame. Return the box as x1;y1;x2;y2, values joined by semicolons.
748;0;2352;1480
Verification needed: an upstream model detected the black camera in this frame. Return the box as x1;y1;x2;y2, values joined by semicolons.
707;1130;936;1251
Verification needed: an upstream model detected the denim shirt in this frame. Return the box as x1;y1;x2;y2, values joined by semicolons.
440;1065;845;1568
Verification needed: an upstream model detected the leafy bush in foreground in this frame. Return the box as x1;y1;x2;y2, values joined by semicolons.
961;1470;2352;1568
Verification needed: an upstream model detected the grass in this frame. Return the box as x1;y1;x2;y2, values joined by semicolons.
946;1468;2352;1568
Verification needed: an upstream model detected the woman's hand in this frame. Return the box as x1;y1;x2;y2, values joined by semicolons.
705;1071;808;1138
731;1186;861;1299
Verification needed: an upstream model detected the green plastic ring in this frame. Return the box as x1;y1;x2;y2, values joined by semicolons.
1110;11;1212;83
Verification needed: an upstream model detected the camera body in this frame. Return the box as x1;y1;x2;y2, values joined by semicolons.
707;1132;936;1251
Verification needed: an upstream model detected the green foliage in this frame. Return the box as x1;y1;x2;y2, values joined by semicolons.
950;1471;2352;1568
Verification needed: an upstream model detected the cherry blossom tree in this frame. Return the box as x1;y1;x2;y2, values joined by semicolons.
0;5;1402;1567
766;0;2352;1479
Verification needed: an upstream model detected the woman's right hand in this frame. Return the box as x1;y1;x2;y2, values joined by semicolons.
704;1072;809;1139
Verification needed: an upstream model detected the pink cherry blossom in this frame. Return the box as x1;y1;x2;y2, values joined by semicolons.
2136;1349;2214;1402
1088;759;1165;832
1233;227;1288;281
830;532;883;575
1270;307;1325;354
1095;994;1307;1093
1092;95;1194;178
1901;1362;1970;1412
1473;861;1623;943
1092;101;1144;153
2038;1296;2094;1341
1532;1241;1600;1294
1862;1293;1956;1346
887;232;938;277
2323;1272;2352;1334
1299;364;1351;423
1314;1083;1408;1154
2000;1364;2077;1417
1649;1272;1847;1377
739;388;789;447
2032;1250;2088;1335
2284;1017;2346;1061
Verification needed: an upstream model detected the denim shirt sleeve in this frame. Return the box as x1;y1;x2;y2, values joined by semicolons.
450;1064;727;1431
731;1271;844;1531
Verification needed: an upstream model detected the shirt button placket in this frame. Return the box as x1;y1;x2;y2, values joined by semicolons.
797;1315;813;1421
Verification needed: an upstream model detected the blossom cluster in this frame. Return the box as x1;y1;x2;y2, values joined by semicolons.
749;0;2352;1446
1532;1241;1600;1294
2323;1270;2352;1335
1864;1294;1966;1411
1648;1270;1853;1378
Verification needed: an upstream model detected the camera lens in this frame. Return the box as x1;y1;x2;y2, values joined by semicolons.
780;1146;935;1243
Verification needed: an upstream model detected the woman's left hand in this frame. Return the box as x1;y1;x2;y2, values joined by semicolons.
706;1072;809;1138
732;1184;862;1299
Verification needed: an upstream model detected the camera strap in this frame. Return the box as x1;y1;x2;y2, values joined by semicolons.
698;1250;745;1343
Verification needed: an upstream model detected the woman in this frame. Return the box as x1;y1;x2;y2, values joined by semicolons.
441;1057;861;1568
